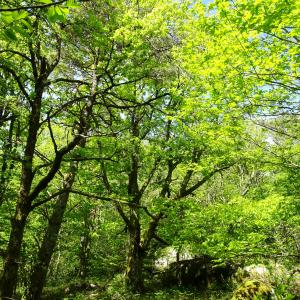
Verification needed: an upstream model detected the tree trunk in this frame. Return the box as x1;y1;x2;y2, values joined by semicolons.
0;25;95;299
27;163;77;300
0;62;44;297
125;225;144;292
78;206;98;280
0;107;41;298
78;233;91;280
0;201;30;298
0;117;15;207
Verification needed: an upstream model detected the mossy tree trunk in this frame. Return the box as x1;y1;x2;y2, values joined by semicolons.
0;202;30;298
0;117;15;207
125;212;145;292
78;208;96;280
0;27;96;298
0;63;45;298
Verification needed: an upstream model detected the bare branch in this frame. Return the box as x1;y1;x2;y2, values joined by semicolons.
69;189;132;206
63;156;117;163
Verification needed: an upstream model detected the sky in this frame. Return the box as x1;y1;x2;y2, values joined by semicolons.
202;0;213;4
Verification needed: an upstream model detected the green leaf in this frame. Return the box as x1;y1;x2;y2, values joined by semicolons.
66;0;80;8
13;11;28;21
14;25;30;38
47;6;68;23
0;12;14;24
3;28;18;41
21;19;33;31
59;7;69;16
0;10;27;25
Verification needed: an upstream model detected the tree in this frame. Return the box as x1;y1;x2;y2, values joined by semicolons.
0;3;96;297
27;162;77;300
0;0;299;298
90;65;244;291
0;0;191;296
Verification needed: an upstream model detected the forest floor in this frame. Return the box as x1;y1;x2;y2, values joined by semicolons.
42;280;233;300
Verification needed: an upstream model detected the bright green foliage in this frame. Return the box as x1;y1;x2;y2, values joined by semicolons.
0;0;299;299
174;194;293;259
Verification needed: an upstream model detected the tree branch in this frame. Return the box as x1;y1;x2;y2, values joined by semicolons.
138;158;160;198
0;49;31;62
30;189;67;211
114;202;132;230
29;134;82;202
141;212;164;250
0;0;71;12
177;165;232;199
47;115;58;153
0;64;30;102
153;234;169;246
250;119;299;140
49;78;90;86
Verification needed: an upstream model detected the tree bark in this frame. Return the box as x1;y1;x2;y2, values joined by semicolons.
0;21;97;299
78;208;95;280
123;110;145;291
0;117;15;206
0;89;42;299
125;221;145;292
0;201;29;298
27;163;77;300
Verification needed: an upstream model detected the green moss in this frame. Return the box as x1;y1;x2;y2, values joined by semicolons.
232;280;272;300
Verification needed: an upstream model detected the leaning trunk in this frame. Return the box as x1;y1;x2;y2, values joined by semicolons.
27;163;77;300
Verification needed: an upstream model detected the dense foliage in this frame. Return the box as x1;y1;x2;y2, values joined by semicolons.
0;0;299;299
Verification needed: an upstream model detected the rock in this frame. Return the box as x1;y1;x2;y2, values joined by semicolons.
236;264;271;284
232;280;273;300
162;255;235;288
